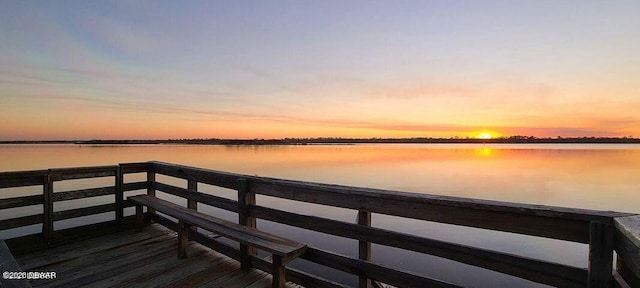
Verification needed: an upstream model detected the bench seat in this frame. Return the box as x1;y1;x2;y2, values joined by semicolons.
128;195;306;288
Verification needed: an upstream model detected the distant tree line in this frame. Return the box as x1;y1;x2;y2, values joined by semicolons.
2;136;640;145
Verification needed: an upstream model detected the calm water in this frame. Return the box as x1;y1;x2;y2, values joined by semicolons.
1;144;639;287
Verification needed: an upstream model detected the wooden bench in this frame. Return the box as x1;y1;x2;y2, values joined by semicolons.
0;240;32;288
128;195;307;288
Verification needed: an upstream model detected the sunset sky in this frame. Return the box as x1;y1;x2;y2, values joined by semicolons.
1;1;639;140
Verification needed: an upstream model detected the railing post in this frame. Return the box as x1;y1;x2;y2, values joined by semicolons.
187;178;198;211
588;221;614;288
147;170;156;196
358;210;372;288
42;170;53;244
187;178;198;234
178;220;189;259
238;178;256;271
147;169;155;214
115;165;124;230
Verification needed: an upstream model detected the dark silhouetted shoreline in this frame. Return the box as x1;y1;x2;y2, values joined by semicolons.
1;136;640;145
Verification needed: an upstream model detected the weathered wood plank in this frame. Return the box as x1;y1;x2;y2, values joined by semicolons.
187;178;198;211
272;255;286;288
613;271;633;288
588;221;614;288
371;280;389;288
17;223;173;270
248;176;631;222
53;215;132;243
147;171;156;215
280;266;347;288
30;237;178;287
185;219;243;260
28;234;177;277
615;215;640;286
49;165;117;181
147;171;156;196
115;166;123;228
0;170;48;179
52;203;116;221
0;194;43;209
15;224;176;287
152;213;232;258
152;182;238;212
358;210;372;288
52;186;115;202
616;258;639;288
119;162;151;174
129;195;306;259
150;161;239;189
12;222;306;288
117;245;230;288
239;178;257;271
251;205;588;287
0;240;32;288
6;216;135;255
205;267;268;288
135;204;144;232
42;173;53;244
25;239;177;280
148;214;280;287
250;181;592;243
83;243;211;288
246;274;275;288
178;220;190;259
122;199;135;208
149;161;631;249
250;255;348;288
121;181;148;192
159;256;239;288
302;247;461;288
0;214;43;230
0;170;47;188
150;212;345;288
148;162;629;221
187;179;198;236
150;210;319;288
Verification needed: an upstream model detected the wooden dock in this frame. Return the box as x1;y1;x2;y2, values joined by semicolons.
2;161;640;288
14;223;301;288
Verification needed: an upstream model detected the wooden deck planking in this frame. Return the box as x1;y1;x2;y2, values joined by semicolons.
18;227;175;271
14;223;302;288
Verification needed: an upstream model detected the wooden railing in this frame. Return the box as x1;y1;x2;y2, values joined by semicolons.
1;161;639;288
614;216;640;288
0;163;148;253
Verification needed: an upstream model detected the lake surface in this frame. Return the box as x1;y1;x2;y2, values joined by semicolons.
1;144;639;287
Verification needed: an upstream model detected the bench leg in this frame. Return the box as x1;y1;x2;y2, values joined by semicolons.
272;255;285;288
178;220;189;259
240;243;256;271
135;204;144;232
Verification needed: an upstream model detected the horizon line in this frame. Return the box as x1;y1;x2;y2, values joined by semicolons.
2;135;640;144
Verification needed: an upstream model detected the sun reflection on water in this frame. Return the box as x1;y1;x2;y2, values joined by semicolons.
476;147;493;157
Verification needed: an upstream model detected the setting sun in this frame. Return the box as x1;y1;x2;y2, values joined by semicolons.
477;133;493;139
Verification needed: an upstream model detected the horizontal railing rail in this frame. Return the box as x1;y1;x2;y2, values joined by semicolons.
1;160;638;288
